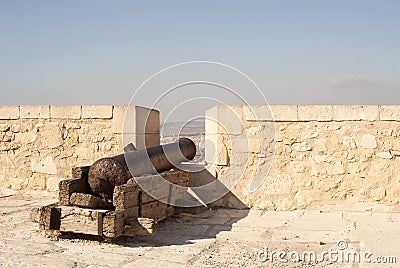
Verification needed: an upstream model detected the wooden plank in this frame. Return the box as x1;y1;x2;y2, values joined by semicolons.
38;203;61;231
124;217;156;236
59;178;90;205
124;171;189;204
69;193;113;209
123;206;139;219
141;201;167;222
102;211;124;238
71;166;90;178
59;206;108;236
113;184;139;210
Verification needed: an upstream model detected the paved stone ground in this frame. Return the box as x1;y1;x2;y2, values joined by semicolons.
1;194;400;268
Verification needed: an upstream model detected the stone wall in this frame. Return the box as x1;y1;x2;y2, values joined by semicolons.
0;106;159;194
205;105;400;210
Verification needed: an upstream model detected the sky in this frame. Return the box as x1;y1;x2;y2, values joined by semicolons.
0;1;399;121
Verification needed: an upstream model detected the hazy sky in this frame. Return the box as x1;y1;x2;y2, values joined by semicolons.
0;1;399;121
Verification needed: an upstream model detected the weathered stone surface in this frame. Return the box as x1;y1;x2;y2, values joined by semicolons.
298;105;333;121
206;105;400;210
376;151;393;159
50;106;81;119
301;130;319;139
291;142;311;152
20;106;50;119
244;105;297;122
27;175;46;190
332;161;345;175
38;124;63;148
31;156;57;174
46;177;62;192
0;106;19;119
113;106;160;134
380;105;400;121
206;106;244;135
360;134;377;149
0;105;162;195
82;105;113;119
270;105;298;121
370;187;386;201
205;134;228;166
333;105;379;121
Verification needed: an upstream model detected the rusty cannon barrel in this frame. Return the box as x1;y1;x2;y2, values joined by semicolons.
88;138;196;199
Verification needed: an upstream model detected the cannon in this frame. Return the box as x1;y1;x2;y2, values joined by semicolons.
88;138;196;199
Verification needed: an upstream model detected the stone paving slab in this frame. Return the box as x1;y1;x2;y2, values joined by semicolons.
0;195;399;267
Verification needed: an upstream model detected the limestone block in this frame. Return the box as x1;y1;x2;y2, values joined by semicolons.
15;165;32;178
230;136;261;153
205;134;229;166
264;174;293;195
38;124;63;149
309;154;330;164
291;142;311;152
0;124;9;132
370;187;386;201
75;147;95;161
298;105;333;121
244;105;297;122
274;198;295;211
20;106;50;119
379;105;400;121
289;161;306;173
295;190;315;208
7;177;28;190
46;177;63;192
65;132;79;146
205;106;244;135
50;106;81;119
270;105;298;121
10;124;20;133
343;136;357;149
113;106;159;134
376;152;393;159
301;130;319;139
333;105;379;121
27;175;46;190
360;134;377;149
121;133;160;151
0;106;19;119
31;156;57;175
15;130;38;144
332;161;345;175
82;105;113;119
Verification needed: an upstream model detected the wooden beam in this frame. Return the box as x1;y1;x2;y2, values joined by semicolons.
38;203;61;231
71;166;90;178
69;193;114;210
113;184;140;210
59;178;90;205
103;211;124;238
141;201;167;222
59;206;108;236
